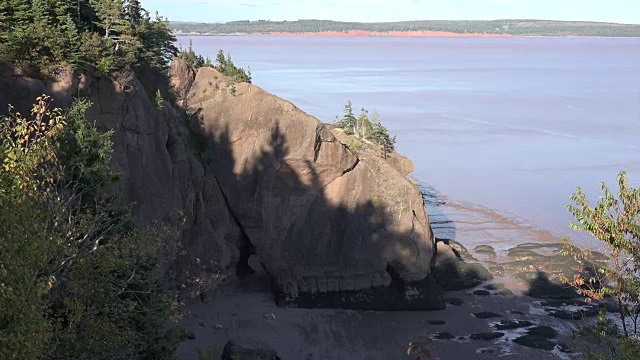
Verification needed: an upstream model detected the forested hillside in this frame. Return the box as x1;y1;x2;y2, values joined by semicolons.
170;19;640;37
0;0;176;79
0;1;186;359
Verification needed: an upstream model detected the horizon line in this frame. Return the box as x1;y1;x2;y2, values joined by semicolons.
168;18;640;26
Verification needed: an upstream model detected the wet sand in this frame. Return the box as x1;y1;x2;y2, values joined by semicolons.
176;193;605;359
176;276;581;360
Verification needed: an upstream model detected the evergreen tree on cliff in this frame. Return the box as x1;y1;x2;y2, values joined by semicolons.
335;100;357;135
124;0;143;25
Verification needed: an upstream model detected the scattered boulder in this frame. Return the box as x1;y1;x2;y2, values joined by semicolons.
525;273;579;299
432;332;456;340
509;243;564;252
513;335;556;351
473;290;491;296
494;320;534;330
474;245;497;258
540;299;589;307
470;332;505;341
435;242;493;291
445;298;464;307
427;320;446;325
488;265;505;276
544;262;579;275
473;312;502;319
222;337;281;360
498;288;515;297
483;283;505;290
506;249;545;262
541;299;601;319
556;341;573;353
476;347;497;354
527;326;558;339
503;261;538;273
447;240;477;262
548;308;599;320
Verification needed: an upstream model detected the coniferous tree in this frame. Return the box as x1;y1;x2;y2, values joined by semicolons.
215;49;226;69
124;0;142;25
61;14;82;66
356;107;372;140
335;100;357;135
370;110;396;154
94;0;125;39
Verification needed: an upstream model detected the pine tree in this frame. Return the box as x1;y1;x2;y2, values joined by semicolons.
7;0;32;30
370;111;395;155
52;0;73;20
94;0;125;38
124;0;142;26
0;1;9;43
215;48;226;70
62;14;82;66
74;0;97;32
335;100;357;135
356;107;371;140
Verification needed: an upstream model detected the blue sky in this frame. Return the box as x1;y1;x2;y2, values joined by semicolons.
141;0;640;24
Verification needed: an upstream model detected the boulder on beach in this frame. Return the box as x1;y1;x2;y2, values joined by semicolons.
221;337;281;360
434;241;493;291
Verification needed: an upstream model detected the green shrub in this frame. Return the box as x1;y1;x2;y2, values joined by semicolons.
0;96;183;360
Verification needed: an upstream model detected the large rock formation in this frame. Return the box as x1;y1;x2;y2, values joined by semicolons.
175;61;443;310
0;60;444;310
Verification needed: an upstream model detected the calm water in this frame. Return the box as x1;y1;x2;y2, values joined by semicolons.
178;35;640;245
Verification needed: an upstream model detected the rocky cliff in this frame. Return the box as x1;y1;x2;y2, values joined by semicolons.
0;60;444;310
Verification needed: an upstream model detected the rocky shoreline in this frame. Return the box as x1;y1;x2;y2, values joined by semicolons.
2;59;611;359
176;183;611;359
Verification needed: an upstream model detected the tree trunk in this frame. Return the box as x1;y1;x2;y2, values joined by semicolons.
619;296;629;338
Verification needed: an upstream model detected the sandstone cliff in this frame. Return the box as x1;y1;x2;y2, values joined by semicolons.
0;60;444;310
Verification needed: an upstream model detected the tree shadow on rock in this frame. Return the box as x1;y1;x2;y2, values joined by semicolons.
194;117;445;311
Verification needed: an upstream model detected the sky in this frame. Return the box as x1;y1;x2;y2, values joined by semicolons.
141;0;640;24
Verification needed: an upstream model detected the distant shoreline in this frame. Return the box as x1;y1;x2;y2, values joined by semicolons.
175;30;514;38
170;19;640;38
173;31;640;39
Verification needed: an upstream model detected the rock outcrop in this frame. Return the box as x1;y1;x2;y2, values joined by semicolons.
1;59;444;310
175;62;442;310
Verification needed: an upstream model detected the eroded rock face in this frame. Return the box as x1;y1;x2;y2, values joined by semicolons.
177;63;443;310
0;64;244;290
1;60;443;310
